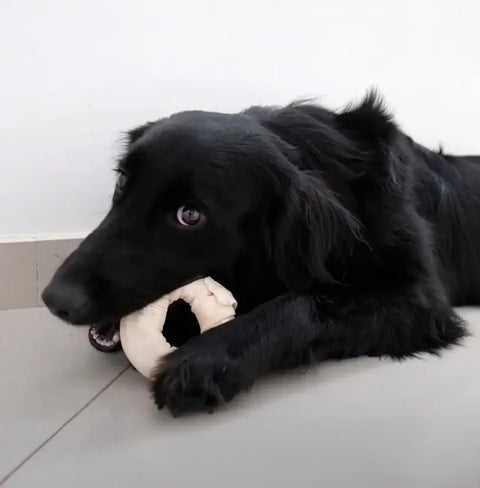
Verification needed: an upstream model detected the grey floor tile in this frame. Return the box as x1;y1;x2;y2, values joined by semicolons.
2;309;480;488
0;308;128;483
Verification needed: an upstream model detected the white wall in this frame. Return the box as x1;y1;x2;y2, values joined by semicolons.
1;0;479;238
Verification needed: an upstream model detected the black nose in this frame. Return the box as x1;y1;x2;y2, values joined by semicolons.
42;280;90;324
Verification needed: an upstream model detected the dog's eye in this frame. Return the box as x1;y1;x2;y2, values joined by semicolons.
176;205;203;227
116;170;127;191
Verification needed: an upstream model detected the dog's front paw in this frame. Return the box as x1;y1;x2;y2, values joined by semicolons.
151;345;253;416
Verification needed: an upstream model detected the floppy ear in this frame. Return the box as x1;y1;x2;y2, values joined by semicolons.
273;171;360;291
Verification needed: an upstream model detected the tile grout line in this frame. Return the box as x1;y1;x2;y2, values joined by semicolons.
0;365;131;487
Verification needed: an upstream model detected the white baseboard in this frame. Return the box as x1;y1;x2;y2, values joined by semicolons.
0;238;83;311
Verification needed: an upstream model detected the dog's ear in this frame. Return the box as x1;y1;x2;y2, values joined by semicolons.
272;171;360;291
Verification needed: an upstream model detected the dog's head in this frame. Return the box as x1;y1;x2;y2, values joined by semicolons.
42;110;359;325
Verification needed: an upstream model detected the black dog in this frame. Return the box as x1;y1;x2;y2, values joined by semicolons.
43;92;480;416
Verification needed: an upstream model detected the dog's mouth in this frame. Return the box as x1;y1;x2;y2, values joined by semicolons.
88;321;121;352
88;300;200;353
86;276;209;353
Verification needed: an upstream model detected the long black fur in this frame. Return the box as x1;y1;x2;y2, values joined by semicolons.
43;91;480;416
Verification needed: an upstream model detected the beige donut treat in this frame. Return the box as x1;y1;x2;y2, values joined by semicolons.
119;277;237;379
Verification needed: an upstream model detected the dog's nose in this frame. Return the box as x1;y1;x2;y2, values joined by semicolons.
41;280;90;324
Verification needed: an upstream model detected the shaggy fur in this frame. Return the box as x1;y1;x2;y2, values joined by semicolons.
43;92;480;416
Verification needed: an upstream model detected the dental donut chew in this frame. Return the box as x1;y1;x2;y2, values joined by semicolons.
119;277;237;379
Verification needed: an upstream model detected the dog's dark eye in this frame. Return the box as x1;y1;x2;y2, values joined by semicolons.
176;205;203;227
116;170;127;191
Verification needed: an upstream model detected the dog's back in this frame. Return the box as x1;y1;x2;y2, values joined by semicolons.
248;99;480;306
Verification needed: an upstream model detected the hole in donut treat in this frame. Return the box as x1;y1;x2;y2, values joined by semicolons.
162;300;201;347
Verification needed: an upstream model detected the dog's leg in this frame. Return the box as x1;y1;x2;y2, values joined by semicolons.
151;292;466;416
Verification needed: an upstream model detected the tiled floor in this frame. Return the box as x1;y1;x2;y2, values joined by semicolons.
1;307;479;488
